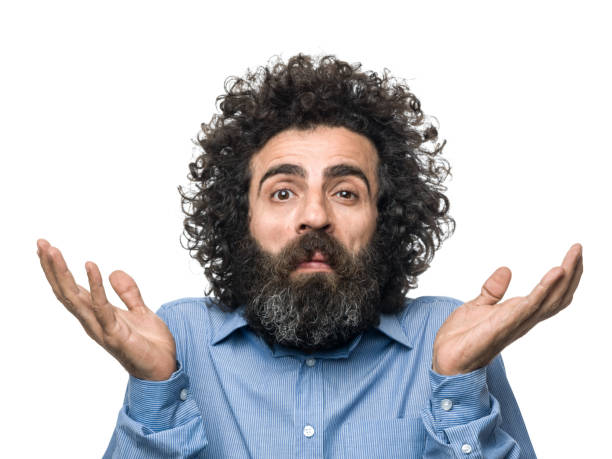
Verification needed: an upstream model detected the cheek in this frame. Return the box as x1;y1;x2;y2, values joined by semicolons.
248;204;295;254
359;212;378;246
335;206;378;252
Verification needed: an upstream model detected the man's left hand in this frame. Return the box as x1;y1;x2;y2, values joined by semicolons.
432;243;583;376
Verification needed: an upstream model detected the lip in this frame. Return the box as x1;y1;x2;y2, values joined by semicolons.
295;261;333;272
294;251;332;272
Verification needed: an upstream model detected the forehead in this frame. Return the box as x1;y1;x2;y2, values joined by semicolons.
249;126;379;180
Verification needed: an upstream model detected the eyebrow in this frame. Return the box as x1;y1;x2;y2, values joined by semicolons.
324;164;371;196
258;164;306;194
257;162;371;196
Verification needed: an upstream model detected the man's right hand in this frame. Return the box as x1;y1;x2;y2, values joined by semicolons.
37;238;177;381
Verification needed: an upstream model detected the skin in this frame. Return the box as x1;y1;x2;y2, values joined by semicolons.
247;126;379;272
36;125;584;380
36;242;176;381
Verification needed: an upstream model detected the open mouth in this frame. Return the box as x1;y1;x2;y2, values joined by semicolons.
295;251;333;272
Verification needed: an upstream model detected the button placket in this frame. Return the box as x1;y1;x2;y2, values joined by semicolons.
294;357;323;456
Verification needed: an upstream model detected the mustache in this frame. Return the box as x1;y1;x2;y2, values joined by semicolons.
271;231;352;274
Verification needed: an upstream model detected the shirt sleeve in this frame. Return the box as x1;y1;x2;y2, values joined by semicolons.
420;355;536;458
102;305;208;458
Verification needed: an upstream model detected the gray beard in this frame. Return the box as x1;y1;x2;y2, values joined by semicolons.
240;231;383;353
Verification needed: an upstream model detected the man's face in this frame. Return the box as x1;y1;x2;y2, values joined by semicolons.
240;126;383;352
248;125;379;264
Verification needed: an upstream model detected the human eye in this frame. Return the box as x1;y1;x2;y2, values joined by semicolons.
334;190;358;200
271;189;295;201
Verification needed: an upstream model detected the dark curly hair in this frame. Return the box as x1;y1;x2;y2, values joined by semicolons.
179;54;455;313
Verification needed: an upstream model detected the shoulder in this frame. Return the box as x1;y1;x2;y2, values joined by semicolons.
155;296;210;320
154;296;235;341
397;295;464;338
410;294;462;308
400;295;463;319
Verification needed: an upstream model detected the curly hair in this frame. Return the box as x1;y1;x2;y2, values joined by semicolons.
179;54;455;312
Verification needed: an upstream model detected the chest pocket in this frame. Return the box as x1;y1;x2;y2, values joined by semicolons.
339;417;426;459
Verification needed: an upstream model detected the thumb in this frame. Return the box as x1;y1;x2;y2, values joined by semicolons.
109;270;148;312
474;266;512;305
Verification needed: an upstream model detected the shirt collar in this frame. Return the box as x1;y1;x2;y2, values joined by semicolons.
375;312;413;349
211;305;249;345
211;305;413;350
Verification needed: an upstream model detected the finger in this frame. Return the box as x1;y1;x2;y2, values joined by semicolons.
37;240;63;299
551;255;583;317
507;260;580;344
501;266;565;340
479;266;563;353
523;266;565;315
46;246;89;314
37;239;68;300
36;238;50;253
109;270;148;313
473;266;512;306
537;244;582;317
86;262;117;332
41;244;104;340
564;243;583;266
72;283;105;342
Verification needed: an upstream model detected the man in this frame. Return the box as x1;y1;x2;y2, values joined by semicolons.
37;54;583;458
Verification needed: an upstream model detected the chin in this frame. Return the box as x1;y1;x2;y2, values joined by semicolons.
292;267;333;276
289;270;338;288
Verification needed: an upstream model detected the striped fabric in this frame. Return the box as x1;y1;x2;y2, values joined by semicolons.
104;296;536;458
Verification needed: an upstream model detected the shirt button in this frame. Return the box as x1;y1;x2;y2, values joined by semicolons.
179;388;188;401
303;425;315;438
305;358;316;367
440;398;453;411
461;444;472;454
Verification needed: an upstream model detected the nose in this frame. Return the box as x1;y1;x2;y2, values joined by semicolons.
296;191;332;234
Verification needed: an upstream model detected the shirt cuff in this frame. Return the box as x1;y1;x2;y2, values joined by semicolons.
126;362;200;432
428;367;491;432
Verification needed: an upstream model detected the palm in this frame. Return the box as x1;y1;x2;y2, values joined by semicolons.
433;295;525;375
99;300;176;380
432;244;583;376
37;239;177;381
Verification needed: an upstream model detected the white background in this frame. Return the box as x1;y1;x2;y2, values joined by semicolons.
1;1;609;457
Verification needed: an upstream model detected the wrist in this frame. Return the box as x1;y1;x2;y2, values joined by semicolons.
432;352;488;376
144;366;177;382
125;359;178;381
432;359;466;376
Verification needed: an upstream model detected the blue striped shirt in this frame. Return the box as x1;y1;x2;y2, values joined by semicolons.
104;296;536;458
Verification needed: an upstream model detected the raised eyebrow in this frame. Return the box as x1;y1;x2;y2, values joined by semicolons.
324;164;371;196
258;163;306;195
